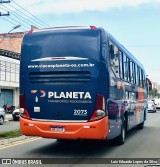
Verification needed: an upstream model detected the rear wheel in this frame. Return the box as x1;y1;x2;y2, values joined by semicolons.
0;116;4;125
137;111;146;129
116;120;126;145
137;121;144;129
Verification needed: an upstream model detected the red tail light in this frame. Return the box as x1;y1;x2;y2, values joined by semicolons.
88;94;106;122
20;94;31;120
26;29;33;34
90;26;97;30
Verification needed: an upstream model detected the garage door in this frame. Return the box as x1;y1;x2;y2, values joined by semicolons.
0;89;13;108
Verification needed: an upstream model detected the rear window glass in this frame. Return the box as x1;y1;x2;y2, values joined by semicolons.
22;29;100;61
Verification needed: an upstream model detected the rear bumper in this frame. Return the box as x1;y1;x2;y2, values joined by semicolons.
20;116;108;140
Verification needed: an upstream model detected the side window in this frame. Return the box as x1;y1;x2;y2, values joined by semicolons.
136;66;140;86
133;63;136;85
135;65;137;85
142;71;146;88
119;51;123;79
140;69;145;87
123;54;126;80
130;61;136;84
123;54;130;82
109;41;121;78
130;61;133;83
139;69;143;87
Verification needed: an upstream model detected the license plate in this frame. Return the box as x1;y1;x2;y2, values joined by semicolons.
51;126;65;132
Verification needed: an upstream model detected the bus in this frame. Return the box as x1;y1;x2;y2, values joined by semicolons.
20;26;151;144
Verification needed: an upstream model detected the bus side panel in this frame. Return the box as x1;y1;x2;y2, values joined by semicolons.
107;79;125;140
136;87;147;124
107;77;147;140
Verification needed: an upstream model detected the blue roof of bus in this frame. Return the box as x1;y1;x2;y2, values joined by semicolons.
27;26;145;71
31;26;94;33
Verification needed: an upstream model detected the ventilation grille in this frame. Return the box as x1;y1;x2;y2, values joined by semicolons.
29;71;91;84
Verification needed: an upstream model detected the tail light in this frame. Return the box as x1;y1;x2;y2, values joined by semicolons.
90;26;97;30
20;94;31;120
26;29;33;34
88;94;106;122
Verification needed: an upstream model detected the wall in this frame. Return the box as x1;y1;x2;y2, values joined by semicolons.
0;32;24;53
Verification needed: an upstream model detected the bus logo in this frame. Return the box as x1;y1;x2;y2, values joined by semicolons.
31;90;46;102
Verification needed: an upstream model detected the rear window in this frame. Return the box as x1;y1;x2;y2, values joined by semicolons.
22;29;100;61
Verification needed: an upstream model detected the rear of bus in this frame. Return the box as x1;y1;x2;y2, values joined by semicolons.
20;26;109;140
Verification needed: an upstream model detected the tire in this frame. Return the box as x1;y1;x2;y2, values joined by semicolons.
137;121;144;129
137;110;146;129
13;116;17;121
0;116;4;125
116;120;126;145
57;139;74;143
